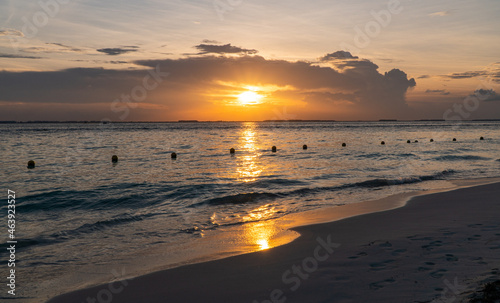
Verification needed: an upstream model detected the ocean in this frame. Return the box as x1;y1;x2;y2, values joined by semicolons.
1;121;499;302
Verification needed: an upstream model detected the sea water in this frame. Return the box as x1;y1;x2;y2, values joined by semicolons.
1;121;499;302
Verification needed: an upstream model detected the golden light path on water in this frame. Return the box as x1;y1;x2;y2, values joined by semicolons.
236;122;263;182
234;122;291;251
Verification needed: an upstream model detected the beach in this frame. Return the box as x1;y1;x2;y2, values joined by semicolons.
47;180;500;303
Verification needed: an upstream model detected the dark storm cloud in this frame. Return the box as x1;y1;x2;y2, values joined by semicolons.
194;43;258;55
320;51;359;61
97;47;138;56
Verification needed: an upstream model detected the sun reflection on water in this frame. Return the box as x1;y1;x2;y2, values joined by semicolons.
237;122;263;182
241;204;295;251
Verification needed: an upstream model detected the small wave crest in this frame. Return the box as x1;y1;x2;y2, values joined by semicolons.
434;155;490;161
198;192;281;206
0;214;152;254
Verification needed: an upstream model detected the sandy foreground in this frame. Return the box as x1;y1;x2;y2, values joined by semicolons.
47;182;500;303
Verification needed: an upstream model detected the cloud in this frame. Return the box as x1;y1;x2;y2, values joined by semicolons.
194;43;258;55
425;89;450;95
418;75;430;79
473;89;500;101
202;39;220;44
320;51;358;61
442;71;486;79
429;11;451;17
0;53;43;59
0;29;24;37
46;43;83;52
97;47;139;56
332;59;379;70
22;43;84;54
440;67;500;84
0;51;417;121
108;61;129;64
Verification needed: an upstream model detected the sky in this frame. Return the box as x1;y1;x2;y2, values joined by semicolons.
0;0;499;121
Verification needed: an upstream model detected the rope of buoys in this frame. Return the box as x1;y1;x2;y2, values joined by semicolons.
53;134;493;168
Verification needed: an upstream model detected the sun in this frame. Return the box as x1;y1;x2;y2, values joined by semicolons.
237;91;264;105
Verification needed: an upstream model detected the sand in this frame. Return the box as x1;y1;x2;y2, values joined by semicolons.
47;182;500;303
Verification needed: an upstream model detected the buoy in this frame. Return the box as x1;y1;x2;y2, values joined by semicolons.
480;137;484;140
342;143;346;147
272;146;277;152
303;144;307;150
111;155;118;163
171;152;177;159
230;148;235;154
407;140;411;143
430;139;434;142
452;138;457;142
381;141;385;145
415;140;418;143
27;160;35;169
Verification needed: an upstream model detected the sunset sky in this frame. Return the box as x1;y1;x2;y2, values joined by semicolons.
1;0;499;121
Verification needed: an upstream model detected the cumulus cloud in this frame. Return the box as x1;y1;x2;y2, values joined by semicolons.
425;89;450;95
0;51;417;121
473;89;500;101
0;29;24;37
320;51;358;61
194;43;258;55
97;47;138;56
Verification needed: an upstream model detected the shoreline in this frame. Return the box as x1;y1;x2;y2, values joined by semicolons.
47;177;500;303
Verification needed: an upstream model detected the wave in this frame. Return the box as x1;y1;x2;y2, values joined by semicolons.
199;192;281;206
52;214;150;239
17;182;170;213
434;155;491;161
192;170;456;207
0;214;152;254
356;153;383;159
